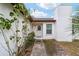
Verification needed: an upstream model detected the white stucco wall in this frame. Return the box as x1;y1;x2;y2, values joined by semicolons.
0;3;25;55
54;4;72;42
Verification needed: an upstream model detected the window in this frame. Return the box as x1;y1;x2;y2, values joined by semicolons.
46;24;52;34
37;25;41;31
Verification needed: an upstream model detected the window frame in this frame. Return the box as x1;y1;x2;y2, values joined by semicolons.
46;24;52;34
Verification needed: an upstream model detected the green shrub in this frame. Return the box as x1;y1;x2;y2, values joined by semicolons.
24;32;35;48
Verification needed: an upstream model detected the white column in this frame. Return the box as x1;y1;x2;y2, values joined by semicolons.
54;4;72;42
43;23;46;39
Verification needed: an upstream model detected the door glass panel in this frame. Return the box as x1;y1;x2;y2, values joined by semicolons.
37;25;41;31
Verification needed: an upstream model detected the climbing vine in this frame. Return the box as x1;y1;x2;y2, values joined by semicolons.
0;12;17;55
0;3;31;56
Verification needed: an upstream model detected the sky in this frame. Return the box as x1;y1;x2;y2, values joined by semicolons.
24;3;79;18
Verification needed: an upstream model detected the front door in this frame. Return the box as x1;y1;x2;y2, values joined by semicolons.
35;25;43;38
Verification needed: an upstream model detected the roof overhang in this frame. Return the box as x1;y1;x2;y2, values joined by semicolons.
31;18;56;22
32;20;56;22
